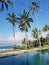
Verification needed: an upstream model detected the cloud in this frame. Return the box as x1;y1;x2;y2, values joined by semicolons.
0;32;33;45
0;36;14;45
8;32;33;41
41;31;48;38
0;37;2;41
0;31;48;45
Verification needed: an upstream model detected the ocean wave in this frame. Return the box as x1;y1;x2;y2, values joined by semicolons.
0;48;13;52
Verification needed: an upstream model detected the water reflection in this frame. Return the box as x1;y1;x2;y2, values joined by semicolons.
0;50;49;65
33;52;43;65
25;53;30;65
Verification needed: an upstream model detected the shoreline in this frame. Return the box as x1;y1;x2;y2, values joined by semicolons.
0;46;49;58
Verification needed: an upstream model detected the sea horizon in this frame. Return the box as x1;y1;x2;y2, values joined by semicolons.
0;45;13;52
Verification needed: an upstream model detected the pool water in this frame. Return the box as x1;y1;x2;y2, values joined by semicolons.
0;49;49;65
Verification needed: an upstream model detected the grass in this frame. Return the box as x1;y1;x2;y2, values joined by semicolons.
42;45;49;48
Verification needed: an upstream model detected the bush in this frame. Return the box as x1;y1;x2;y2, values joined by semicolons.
16;46;26;49
32;40;39;47
40;37;47;46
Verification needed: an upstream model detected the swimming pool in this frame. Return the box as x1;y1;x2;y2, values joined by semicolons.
0;49;49;65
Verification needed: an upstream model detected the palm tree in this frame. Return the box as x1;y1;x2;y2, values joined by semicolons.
43;24;49;32
46;34;49;45
19;24;29;48
32;28;41;46
29;1;41;48
19;10;33;48
28;1;40;15
0;0;13;11
6;12;18;49
40;37;47;46
43;25;49;45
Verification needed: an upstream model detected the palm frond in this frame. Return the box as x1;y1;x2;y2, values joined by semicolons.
43;25;49;31
1;2;4;10
29;1;40;15
7;0;14;7
37;1;40;4
8;13;12;17
26;22;31;28
4;2;8;10
0;0;13;10
28;18;33;22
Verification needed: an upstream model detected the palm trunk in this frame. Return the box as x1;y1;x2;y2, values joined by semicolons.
35;14;41;49
13;25;16;49
47;30;49;45
38;37;41;48
25;31;28;48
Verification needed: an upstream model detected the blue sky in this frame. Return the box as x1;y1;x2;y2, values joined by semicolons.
0;0;49;43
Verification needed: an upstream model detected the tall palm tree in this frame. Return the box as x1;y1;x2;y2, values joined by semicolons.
19;10;33;48
28;1;40;15
20;25;29;48
6;12;18;49
43;24;49;45
0;0;13;11
29;1;41;48
32;28;41;46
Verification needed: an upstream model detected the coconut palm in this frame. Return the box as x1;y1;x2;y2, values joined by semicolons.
43;24;49;32
28;1;40;15
43;25;49;36
19;9;33;48
32;28;41;46
32;28;41;39
29;1;41;48
19;23;29;48
0;0;13;11
43;25;49;44
6;12;18;49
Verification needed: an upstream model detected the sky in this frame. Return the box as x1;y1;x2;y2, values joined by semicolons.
0;0;49;45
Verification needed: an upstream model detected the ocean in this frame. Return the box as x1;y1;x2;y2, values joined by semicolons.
0;45;13;52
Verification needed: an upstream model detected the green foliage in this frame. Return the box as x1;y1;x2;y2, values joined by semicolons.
1;0;49;49
19;9;33;32
6;13;19;49
18;10;33;48
29;1;40;15
0;0;13;11
32;40;39;47
16;46;26;49
40;37;47;46
19;25;28;32
46;34;49;44
32;28;41;39
22;38;33;48
6;12;19;26
43;25;49;31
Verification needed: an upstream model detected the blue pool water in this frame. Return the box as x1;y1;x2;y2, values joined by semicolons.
0;49;49;65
